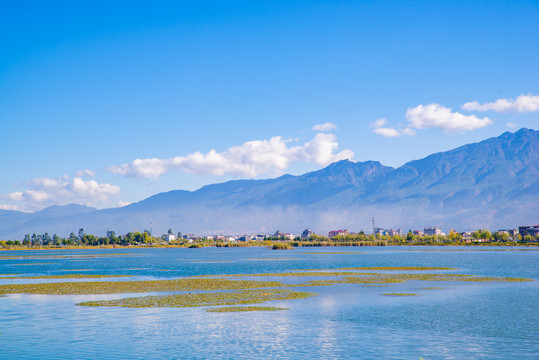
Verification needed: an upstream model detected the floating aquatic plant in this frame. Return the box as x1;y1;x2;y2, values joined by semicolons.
76;289;315;308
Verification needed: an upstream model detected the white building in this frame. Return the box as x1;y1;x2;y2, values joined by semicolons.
163;234;176;241
424;227;442;236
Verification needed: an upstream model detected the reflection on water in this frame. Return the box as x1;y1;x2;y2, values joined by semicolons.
0;246;538;359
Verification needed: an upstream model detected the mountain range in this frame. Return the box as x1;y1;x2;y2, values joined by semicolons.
1;128;538;239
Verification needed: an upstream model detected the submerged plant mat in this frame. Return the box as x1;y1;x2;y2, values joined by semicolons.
0;253;137;260
245;258;300;261
420;287;446;289
382;293;418;296
0;274;132;280
0;267;531;296
206;306;288;312
336;266;456;270
0;278;286;295
297;252;366;254
77;289;315;308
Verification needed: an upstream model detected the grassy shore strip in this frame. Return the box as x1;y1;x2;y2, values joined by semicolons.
271;243;294;250
207;306;288;312
77;289;316;308
0;274;132;280
0;278;287;295
382;293;418;296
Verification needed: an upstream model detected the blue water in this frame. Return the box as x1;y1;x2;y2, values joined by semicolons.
0;246;537;359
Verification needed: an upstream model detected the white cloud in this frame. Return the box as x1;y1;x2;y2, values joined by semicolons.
462;94;539;113
506;122;518;129
118;200;131;207
2;176;120;211
0;204;23;211
109;132;354;179
75;169;96;178
405;103;492;132
312;122;338;132
369;118;415;138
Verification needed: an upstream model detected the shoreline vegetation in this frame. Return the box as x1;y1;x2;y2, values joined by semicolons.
1;227;538;251
1;240;537;251
1;236;538;252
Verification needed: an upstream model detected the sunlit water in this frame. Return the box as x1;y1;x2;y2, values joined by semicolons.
0;246;537;359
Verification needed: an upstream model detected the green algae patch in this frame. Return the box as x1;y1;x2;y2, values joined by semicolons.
207;306;288;312
230;271;379;278
0;278;287;296
362;284;390;287
76;289;316;308
218;269;533;285
420;287;446;290
13;263;54;266
0;274;132;280
382;293;418;296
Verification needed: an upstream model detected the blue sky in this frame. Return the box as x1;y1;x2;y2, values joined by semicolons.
1;0;538;211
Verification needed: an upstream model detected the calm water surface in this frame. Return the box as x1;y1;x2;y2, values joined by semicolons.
0;246;537;359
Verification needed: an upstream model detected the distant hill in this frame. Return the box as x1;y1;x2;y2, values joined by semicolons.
1;128;537;239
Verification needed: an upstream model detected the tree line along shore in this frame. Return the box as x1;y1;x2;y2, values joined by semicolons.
1;228;538;250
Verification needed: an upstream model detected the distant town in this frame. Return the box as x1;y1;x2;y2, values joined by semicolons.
1;224;538;248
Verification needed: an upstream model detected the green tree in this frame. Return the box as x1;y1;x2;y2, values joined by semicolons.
53;234;61;246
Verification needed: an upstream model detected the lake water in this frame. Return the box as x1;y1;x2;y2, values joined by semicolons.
0;246;537;359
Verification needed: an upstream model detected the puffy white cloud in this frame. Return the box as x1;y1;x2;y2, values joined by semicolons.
0;204;23;211
405;103;492;132
109;132;354;179
462;94;539;113
369;118;415;138
2;176;120;211
312;122;338;132
506;122;518;129
75;169;96;178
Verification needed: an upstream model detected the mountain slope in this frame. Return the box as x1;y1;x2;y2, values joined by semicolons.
1;129;537;239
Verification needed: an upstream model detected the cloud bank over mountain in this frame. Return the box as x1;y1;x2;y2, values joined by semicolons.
108;132;353;179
